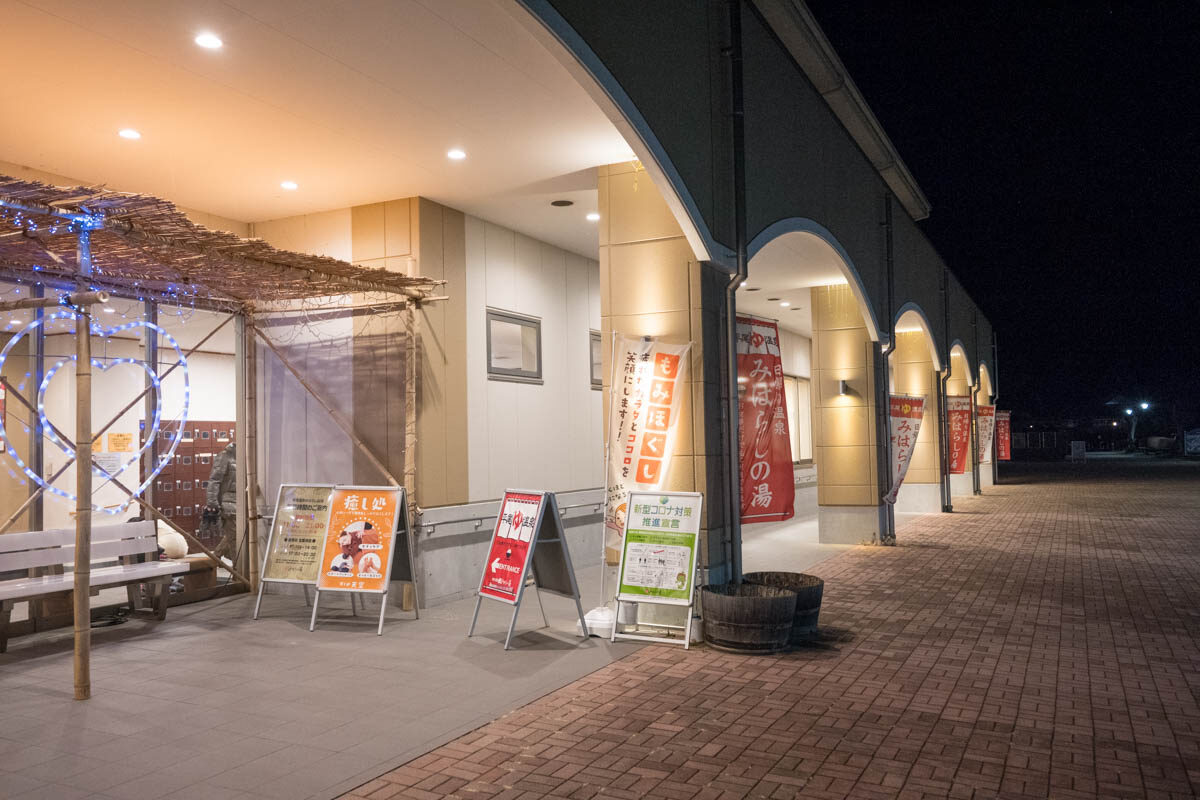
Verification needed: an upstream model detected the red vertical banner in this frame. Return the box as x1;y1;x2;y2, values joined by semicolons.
884;394;925;504
976;405;996;463
947;395;972;474
996;410;1012;461
736;316;794;523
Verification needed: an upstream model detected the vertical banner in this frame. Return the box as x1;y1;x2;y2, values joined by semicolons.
317;487;402;593
884;394;925;504
947;395;972;474
736;316;794;523
0;382;5;453
478;491;543;603
996;411;1011;460
976;404;996;463
604;336;692;564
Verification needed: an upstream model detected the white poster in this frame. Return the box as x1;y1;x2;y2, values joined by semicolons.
976;404;996;463
603;335;691;564
884;394;925;505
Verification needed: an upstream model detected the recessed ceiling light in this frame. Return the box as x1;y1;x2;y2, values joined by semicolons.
447;149;466;160
791;307;802;311
550;200;574;207
767;297;780;301
780;301;790;307
194;32;223;49
102;306;116;313
586;212;600;222
740;281;748;287
118;128;141;140
745;287;761;292
280;180;298;191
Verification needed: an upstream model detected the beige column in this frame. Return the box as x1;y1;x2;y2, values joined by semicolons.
350;197;468;508
598;161;728;581
810;284;885;544
947;349;974;498
889;331;942;513
975;368;994;488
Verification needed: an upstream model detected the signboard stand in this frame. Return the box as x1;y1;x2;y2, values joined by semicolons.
253;483;335;620
309;486;413;635
611;491;703;650
467;490;589;650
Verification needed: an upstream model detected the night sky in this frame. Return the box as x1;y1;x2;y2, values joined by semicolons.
805;2;1200;427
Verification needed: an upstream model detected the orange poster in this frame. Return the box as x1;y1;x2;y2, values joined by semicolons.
316;487;402;593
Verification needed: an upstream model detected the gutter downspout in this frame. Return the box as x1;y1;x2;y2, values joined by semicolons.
939;268;953;512
723;0;747;584
877;195;896;545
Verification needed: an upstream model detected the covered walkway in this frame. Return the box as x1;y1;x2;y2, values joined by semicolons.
344;457;1200;800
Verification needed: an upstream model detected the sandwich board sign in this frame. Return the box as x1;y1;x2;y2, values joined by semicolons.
611;490;702;649
468;489;589;650
253;484;419;634
253;484;332;618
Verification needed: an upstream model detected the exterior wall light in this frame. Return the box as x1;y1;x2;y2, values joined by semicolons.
837;379;849;396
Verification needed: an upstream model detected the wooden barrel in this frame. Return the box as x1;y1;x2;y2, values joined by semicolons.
700;584;797;654
743;572;824;643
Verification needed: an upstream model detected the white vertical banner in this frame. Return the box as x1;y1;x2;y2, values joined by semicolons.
976;404;996;463
884;394;925;505
604;335;692;564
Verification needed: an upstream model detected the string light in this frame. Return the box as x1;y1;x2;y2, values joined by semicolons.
0;309;190;514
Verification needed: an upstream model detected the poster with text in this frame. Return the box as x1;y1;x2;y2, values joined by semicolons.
478;490;544;604
947;395;972;474
616;491;702;605
736;316;794;523
996;410;1012;461
976;404;996;463
884;394;925;504
604;335;691;564
262;485;333;584
316;487;402;593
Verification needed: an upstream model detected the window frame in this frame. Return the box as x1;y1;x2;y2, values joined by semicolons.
589;330;602;390
486;308;543;384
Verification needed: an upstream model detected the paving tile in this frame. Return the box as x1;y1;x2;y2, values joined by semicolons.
332;459;1200;800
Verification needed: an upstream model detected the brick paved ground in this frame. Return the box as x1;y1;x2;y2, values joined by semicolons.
340;458;1200;800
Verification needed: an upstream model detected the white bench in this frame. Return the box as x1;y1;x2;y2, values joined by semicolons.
0;521;190;652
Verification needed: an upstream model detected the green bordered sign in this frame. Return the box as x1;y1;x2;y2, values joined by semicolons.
616;491;702;606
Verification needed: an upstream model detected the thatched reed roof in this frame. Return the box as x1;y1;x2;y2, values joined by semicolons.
0;175;441;310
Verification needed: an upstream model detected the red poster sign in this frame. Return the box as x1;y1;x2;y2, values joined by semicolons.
736;316;794;523
478;491;544;604
884;394;925;504
947;395;972;474
996;410;1012;461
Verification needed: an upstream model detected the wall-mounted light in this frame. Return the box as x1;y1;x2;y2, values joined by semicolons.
837;379;849;396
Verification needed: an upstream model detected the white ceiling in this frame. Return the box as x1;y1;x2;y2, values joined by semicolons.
738;232;849;337
0;0;635;258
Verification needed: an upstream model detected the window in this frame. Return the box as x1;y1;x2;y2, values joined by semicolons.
590;330;602;389
487;309;542;383
783;375;813;462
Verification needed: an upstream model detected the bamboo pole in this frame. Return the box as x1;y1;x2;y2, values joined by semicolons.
253;327;402;487
234;316;250;586
0;291;109;312
244;317;260;590
0;313;235;534
73;308;91;700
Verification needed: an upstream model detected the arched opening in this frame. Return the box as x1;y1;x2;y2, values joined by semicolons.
737;224;884;565
947;343;976;499
888;308;942;516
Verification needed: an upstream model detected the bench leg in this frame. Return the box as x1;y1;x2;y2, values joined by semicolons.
151;580;169;621
0;600;12;654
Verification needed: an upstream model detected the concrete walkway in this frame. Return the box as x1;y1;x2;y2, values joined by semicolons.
342;457;1200;799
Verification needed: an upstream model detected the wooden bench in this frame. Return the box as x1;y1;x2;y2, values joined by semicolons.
0;521;190;652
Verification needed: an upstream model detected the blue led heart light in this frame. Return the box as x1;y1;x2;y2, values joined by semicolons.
0;308;190;514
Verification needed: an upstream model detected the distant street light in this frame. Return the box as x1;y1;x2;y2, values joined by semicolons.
1140;402;1149;410
1126;408;1133;415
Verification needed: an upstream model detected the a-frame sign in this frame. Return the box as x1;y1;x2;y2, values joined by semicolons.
467;490;589;650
